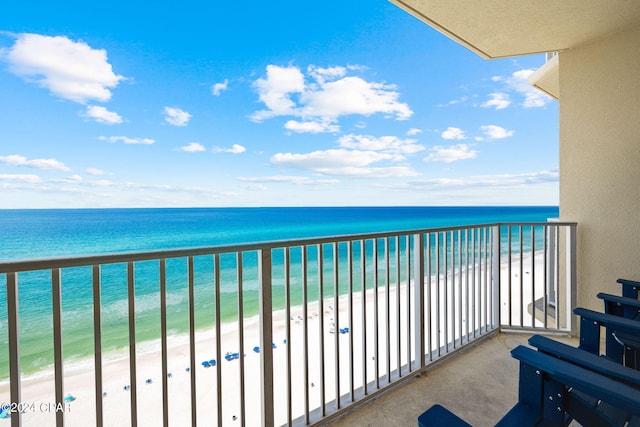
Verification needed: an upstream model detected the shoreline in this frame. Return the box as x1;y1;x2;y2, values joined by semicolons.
1;291;361;426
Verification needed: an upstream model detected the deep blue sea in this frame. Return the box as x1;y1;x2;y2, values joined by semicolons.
0;206;558;377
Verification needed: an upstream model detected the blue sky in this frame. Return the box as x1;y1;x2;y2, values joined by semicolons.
0;0;558;208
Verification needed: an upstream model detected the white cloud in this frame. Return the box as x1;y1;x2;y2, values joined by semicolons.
480;125;515;140
52;175;111;186
273;149;393;168
0;173;43;183
251;65;306;121
441;127;467;140
424;144;478;163
338;134;424;155
3;173;237;206
227;144;246;154
2;33;124;104
85;167;106;175
522;170;559;184
301;76;413;120
211;79;229;96
355;121;367;129
481;92;511;110
180;142;206;152
407;128;422;136
47;175;236;198
251;64;412;130
388;170;559;190
238;175;340;185
271;148;419;177
99;136;155;145
213;144;246;154
269;132;425;178
83;105;123;124
64;174;84;182
506;70;552;108
436;96;469;108
0;154;70;171
284;120;340;134
307;65;347;84
164;107;191;126
244;183;268;191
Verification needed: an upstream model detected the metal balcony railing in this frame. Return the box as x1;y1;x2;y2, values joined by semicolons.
0;221;576;426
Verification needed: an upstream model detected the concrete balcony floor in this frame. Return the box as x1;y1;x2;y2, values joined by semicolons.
327;333;578;427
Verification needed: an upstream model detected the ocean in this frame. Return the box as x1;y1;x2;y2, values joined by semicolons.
0;206;558;378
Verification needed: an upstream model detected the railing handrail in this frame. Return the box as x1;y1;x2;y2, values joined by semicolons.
0;221;577;273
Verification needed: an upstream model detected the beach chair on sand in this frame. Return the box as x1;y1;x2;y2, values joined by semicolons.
417;346;640;427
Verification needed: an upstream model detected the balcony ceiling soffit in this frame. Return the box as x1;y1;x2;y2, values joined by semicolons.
390;0;640;58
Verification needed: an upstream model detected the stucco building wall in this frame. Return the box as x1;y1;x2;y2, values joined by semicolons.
559;24;640;309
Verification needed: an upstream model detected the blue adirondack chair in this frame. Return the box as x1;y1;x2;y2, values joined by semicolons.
574;307;640;368
594;293;640;368
418;345;640;427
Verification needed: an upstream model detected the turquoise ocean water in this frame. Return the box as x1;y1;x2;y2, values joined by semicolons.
0;206;558;378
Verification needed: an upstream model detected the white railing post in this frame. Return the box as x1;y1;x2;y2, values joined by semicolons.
546;219;559;307
491;226;501;329
127;262;138;427
159;260;169;427
566;224;578;335
92;265;104;427
6;272;21;427
413;234;425;370
258;249;275;427
52;268;64;427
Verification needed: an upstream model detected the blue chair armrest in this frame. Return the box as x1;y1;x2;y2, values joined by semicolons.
574;307;640;331
598;293;640;319
618;278;640;299
528;334;640;387
598;293;640;309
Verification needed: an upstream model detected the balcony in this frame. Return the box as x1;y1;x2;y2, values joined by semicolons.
0;221;576;426
329;332;579;426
